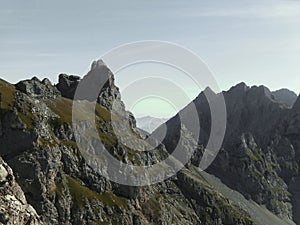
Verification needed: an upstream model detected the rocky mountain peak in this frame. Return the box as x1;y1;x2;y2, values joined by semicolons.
15;76;60;99
56;60;122;111
228;82;249;93
247;85;273;100
225;83;275;104
203;86;215;94
224;83;290;148
91;59;106;70
272;88;298;108
56;74;81;99
193;86;218;106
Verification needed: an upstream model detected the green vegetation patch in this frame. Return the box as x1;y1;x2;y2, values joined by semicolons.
0;79;34;129
46;97;115;125
18;102;34;130
0;79;16;110
142;193;163;222
65;175;127;209
46;97;74;124
246;150;264;162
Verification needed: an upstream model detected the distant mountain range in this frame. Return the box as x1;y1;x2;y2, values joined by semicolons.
136;116;168;133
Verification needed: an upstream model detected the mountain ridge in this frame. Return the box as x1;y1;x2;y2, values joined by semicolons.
0;63;298;224
155;81;300;223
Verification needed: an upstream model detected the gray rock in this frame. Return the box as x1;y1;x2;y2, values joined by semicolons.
15;77;60;99
0;156;42;225
0;164;8;183
56;74;81;99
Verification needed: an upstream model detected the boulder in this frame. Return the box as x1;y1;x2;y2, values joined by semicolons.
56;74;81;99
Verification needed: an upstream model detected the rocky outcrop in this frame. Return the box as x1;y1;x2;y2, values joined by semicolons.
56;74;80;99
221;83;289;148
56;60;124;111
0;156;41;225
91;60;124;111
56;60;137;129
16;77;60;99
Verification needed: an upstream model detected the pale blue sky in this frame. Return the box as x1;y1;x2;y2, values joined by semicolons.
1;1;300;99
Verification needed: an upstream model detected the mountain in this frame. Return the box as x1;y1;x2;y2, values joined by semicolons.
0;60;286;224
272;88;298;108
136;116;168;133
154;82;300;224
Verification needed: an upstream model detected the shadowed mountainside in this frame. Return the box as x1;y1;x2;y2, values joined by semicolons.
154;81;300;224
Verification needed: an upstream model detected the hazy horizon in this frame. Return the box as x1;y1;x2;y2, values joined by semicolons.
1;0;300;117
1;1;300;90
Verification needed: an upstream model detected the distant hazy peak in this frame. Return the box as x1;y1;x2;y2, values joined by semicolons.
272;88;298;108
136;116;168;133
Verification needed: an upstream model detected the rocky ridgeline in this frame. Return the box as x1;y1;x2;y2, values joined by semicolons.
0;61;267;225
272;89;298;108
155;81;300;223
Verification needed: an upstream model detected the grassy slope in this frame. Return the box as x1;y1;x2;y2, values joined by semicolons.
0;79;34;128
56;174;128;209
0;79;15;110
